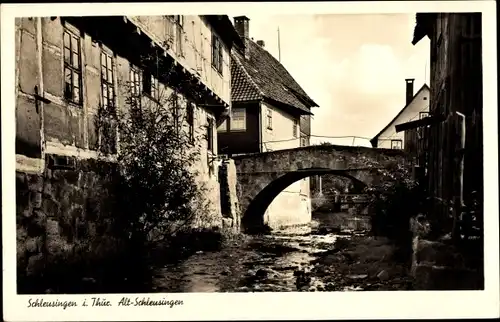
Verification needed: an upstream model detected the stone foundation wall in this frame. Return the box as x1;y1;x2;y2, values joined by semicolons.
409;216;484;290
16;154;125;293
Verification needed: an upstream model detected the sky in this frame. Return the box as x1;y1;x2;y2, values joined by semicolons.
246;14;430;147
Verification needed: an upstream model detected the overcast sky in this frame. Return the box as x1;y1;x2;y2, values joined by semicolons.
246;14;430;147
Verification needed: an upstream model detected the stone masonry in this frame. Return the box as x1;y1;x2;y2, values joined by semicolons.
16;154;124;293
218;159;242;234
232;144;410;232
410;216;484;290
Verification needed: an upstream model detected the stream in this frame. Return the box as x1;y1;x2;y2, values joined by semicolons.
150;224;359;292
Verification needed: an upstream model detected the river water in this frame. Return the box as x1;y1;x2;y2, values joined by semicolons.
150;222;358;293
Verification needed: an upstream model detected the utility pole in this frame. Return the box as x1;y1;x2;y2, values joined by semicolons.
277;27;281;62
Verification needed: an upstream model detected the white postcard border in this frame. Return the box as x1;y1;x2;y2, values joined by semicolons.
2;1;498;321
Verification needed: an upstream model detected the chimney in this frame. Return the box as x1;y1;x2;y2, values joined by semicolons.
234;16;250;59
405;78;415;105
257;40;265;47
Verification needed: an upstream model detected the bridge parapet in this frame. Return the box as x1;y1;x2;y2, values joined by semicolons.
232;144;412;233
233;144;410;173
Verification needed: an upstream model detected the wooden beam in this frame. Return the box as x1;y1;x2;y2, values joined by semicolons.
395;114;446;133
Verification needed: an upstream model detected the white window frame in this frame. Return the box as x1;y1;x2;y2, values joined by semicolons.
293;119;298;138
391;139;403;150
266;108;273;130
63;27;83;105
129;65;142;105
230;108;246;131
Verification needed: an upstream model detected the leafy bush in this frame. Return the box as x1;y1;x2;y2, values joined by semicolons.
365;161;422;262
95;56;217;257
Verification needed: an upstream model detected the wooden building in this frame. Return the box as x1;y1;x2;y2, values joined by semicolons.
397;13;483;243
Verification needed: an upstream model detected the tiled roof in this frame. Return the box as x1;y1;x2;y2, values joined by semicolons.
231;52;263;102
231;40;318;113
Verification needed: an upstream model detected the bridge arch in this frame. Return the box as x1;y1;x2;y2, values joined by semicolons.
241;168;368;234
232;144;411;234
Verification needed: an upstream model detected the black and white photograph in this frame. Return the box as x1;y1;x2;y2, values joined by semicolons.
2;1;499;321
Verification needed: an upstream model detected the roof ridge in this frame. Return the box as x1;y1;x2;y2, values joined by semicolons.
248;41;317;105
370;84;430;145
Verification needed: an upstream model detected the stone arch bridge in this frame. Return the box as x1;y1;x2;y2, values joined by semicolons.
231;145;411;233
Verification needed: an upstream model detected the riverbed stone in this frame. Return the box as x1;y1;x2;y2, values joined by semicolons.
347;274;368;280
377;270;389;281
255;268;273;278
414;239;465;268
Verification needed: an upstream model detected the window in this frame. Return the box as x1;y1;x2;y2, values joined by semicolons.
206;117;215;175
266;108;273;130
391;139;403;149
211;34;223;74
207;117;214;153
152;76;159;101
100;50;115;109
173;15;183;25
171;94;181;135
129;65;141;105
230;108;246;131
217;119;227;132
187;102;195;143
300;136;308;147
174;15;184;56
142;70;159;101
293;119;298;138
419;112;429;119
63;29;82;105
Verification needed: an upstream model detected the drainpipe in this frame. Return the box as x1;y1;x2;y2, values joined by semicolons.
456;111;466;208
453;111;466;240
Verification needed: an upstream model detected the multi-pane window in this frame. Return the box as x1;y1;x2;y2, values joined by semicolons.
230;108;246;131
391;139;403;150
187;102;195;143
300;136;308;147
293;119;298;138
174;15;184;56
152;76;159;101
172;95;181;135
207;117;214;153
100;50;115;109
266;108;273;130
142;70;159;101
129;66;141;105
207;117;215;175
211;34;223;74
63;29;82;105
417;112;430;139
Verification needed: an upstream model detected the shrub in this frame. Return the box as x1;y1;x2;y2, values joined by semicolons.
365;162;422;262
94;53;219;260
